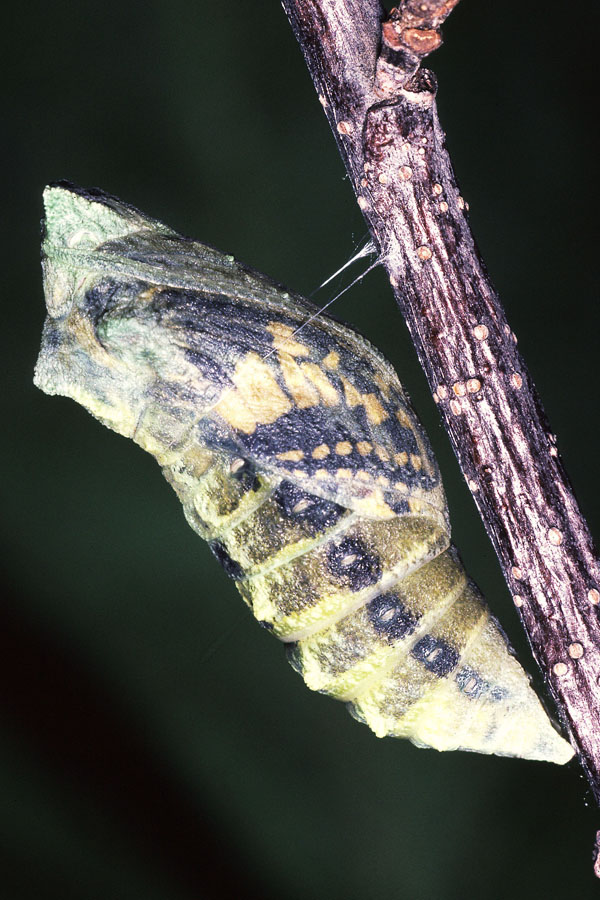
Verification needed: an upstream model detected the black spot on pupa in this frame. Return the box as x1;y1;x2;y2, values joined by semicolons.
411;634;459;677
257;620;274;631
367;592;417;641
272;480;345;532
326;537;381;592
230;459;260;494
209;541;244;580
455;665;489;700
384;495;411;516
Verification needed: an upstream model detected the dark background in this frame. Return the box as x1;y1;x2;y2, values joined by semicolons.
3;2;599;898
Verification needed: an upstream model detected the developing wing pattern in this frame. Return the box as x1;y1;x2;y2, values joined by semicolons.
34;183;573;764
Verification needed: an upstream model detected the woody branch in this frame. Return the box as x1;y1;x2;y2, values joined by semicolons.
281;0;600;867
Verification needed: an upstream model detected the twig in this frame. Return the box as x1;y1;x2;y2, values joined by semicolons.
281;0;600;846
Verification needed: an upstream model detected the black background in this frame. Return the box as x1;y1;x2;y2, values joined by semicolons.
3;2;599;898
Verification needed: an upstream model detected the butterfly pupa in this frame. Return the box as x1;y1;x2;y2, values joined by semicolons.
34;182;573;765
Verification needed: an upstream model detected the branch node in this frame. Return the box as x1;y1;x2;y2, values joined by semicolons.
376;6;443;97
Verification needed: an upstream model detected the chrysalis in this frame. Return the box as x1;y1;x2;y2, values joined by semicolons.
34;183;573;764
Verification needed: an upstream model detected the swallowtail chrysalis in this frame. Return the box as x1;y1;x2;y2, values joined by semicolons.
34;183;573;764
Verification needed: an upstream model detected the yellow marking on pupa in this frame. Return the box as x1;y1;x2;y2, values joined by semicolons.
312;444;330;460
213;390;258;434
362;393;389;425
266;322;311;357
372;372;391;399
138;286;159;304
335;468;353;479
315;468;329;479
357;441;373;456
394;451;409;466
396;408;411;427
322;350;340;370
277;353;320;409
356;470;372;481
300;363;339;406
375;444;390;461
341;376;362;408
335;441;352;455
214;351;291;434
411;454;422;471
277;449;304;462
351;491;395;519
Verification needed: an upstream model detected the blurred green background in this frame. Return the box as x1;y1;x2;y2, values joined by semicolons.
3;2;599;898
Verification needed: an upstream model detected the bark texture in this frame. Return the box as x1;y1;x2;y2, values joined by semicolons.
282;0;600;824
